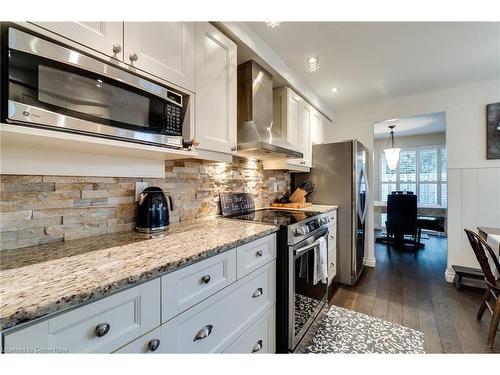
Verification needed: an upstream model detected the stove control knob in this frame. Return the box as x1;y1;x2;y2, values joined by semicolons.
294;227;306;237
319;217;329;225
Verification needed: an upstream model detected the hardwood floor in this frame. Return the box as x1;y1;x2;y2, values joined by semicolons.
329;234;500;353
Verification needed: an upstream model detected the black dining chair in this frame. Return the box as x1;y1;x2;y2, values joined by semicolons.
385;193;418;254
464;229;500;350
417;216;446;243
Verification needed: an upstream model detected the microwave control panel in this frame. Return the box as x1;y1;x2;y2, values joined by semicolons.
164;89;183;136
165;101;182;136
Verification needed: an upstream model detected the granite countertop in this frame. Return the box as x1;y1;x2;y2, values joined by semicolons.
0;217;278;330
269;204;338;213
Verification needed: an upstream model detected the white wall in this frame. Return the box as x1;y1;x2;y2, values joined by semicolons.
323;79;500;279
373;132;446;228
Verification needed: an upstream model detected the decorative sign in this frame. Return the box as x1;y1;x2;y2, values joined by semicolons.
219;193;255;217
487;102;500;159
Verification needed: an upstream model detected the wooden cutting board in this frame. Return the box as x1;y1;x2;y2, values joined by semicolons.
270;202;312;208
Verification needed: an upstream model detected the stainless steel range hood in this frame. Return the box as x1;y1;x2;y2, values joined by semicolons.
237;61;303;160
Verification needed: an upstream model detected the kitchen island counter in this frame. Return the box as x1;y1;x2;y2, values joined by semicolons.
0;217;278;330
269;204;338;213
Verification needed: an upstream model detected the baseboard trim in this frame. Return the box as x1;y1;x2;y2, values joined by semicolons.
444;268;455;283
363;256;376;268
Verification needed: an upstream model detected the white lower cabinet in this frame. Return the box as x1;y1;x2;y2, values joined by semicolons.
236;234;276;279
161;249;237;323
3;279;160;353
160;260;276;353
224;305;275;354
114;327;162;354
2;233;277;354
327;210;338;283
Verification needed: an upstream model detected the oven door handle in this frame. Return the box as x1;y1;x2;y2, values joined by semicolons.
294;237;325;257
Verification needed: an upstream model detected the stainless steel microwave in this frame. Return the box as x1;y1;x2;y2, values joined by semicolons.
1;26;186;149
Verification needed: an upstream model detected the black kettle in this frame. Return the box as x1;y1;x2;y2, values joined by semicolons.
135;187;174;233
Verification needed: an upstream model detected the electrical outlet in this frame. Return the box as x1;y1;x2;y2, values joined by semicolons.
135;181;148;202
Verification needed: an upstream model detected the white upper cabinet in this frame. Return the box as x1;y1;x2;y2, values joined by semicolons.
194;22;237;155
287;98;312;168
310;108;331;145
123;22;196;91
266;87;312;171
286;89;302;150
32;22;124;60
310;108;323;145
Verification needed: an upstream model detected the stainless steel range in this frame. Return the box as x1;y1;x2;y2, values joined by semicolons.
221;194;330;353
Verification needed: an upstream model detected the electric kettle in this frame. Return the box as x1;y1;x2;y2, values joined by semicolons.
135;187;174;233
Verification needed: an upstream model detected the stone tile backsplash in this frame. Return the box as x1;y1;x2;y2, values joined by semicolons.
0;158;290;250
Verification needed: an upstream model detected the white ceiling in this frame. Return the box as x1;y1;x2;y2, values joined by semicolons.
373;111;446;139
247;22;500;112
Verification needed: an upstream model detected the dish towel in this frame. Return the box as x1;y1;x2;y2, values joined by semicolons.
486;234;500;278
313;237;328;285
299;252;309;279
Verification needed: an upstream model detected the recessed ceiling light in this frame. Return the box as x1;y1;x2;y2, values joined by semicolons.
306;57;320;73
331;87;340;93
265;22;281;28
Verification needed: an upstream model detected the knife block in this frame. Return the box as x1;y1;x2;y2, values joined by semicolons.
289;188;307;203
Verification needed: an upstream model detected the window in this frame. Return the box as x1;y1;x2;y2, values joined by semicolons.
380;145;447;206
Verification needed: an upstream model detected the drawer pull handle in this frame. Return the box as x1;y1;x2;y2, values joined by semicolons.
194;325;213;341
252;340;263;353
147;339;161;352
201;275;211;284
95;323;110;337
256;250;264;257
252;288;263;298
129;52;139;62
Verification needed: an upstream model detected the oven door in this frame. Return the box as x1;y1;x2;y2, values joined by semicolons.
289;228;328;351
4;27;184;147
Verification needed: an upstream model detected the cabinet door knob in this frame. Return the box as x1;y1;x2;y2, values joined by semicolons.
95;323;111;337
231;146;237;152
194;325;213;341
256;250;264;257
129;52;138;62
112;44;122;54
147;338;161;352
330;236;334;240
252;287;263;298
252;340;263;353
201;275;211;284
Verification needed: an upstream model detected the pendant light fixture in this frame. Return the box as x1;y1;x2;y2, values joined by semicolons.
383;124;401;171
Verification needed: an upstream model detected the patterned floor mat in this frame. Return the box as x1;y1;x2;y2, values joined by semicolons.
304;305;425;354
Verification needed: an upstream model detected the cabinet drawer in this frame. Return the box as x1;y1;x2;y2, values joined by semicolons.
161;249;237;323
161;260;276;353
114;327;162;354
3;279;160;353
236;234;276;279
224;305;275;354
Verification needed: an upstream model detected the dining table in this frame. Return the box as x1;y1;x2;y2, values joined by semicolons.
477;226;500;278
374;200;447;217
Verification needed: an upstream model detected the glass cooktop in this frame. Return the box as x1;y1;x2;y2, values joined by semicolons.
227;209;321;226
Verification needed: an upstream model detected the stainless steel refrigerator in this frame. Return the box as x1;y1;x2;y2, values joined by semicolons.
295;140;369;286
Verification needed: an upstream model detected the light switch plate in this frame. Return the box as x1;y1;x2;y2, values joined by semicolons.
273;182;278;193
135;181;148;202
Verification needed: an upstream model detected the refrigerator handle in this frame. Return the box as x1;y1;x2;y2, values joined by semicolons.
361;173;369;224
357;167;369;225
